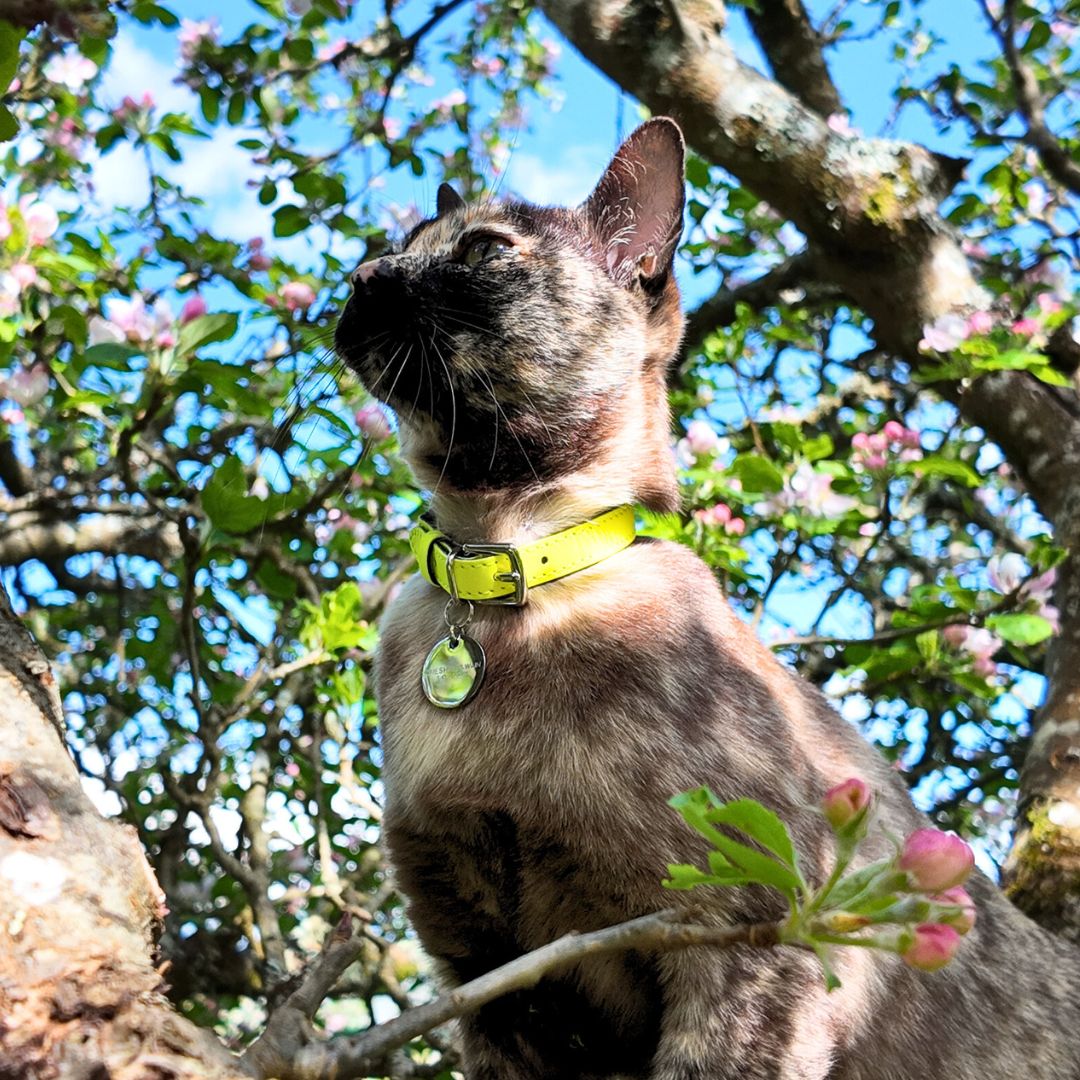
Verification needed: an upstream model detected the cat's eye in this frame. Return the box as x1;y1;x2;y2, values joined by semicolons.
461;235;513;267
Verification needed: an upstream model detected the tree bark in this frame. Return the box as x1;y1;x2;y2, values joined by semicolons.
0;588;247;1078
539;0;1080;939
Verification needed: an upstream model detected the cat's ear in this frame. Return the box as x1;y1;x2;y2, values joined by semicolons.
582;117;685;284
437;182;466;217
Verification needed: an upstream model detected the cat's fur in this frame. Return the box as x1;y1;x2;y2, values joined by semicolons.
335;119;1080;1079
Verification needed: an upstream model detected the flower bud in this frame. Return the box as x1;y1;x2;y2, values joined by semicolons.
901;923;961;972
179;294;208;324
932;886;976;935
898;829;975;893
822;777;871;830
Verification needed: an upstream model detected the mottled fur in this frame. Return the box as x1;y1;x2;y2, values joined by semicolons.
336;120;1080;1078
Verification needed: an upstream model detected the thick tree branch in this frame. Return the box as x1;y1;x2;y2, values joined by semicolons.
982;0;1080;197
744;0;843;118
0;512;183;567
542;0;1080;938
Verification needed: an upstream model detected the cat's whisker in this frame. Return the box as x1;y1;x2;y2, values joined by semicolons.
429;336;458;497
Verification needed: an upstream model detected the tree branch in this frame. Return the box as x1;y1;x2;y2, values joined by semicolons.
0;513;183;567
245;908;781;1080
744;0;843;118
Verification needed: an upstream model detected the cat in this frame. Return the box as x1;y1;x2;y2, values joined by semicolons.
334;118;1080;1079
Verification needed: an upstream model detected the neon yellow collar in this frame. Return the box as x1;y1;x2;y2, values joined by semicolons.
409;505;636;606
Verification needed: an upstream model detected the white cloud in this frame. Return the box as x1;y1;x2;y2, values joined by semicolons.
99;30;193;115
504;144;610;206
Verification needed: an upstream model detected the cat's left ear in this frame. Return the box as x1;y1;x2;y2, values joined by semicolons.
437;182;466;217
582;117;685;285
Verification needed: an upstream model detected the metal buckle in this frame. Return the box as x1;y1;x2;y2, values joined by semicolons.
460;542;528;606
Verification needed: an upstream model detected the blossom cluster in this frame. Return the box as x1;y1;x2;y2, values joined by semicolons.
850;421;922;471
817;778;977;973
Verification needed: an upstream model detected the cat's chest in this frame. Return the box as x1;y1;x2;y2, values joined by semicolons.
372;563;706;816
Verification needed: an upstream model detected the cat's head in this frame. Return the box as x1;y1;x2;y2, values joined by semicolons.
335;118;685;512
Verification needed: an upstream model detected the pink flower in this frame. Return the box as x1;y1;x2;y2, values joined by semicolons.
826;112;857;136
281;281;316;311
1036;292;1062;315
179;18;220;62
898;829;975;893
5;363;49;406
919;313;969;352
355;403;392;442
901;924;962;972
432;89;467;115
966;310;994;335
685;419;721;456
43;51;98;90
822;777;871;830
932;886;976;935
763;463;858;518
21;201;59;245
988;552;1025;594
179;294;208;324
1011;318;1040;337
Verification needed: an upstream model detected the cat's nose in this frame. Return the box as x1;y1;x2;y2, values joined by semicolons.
351;258;392;288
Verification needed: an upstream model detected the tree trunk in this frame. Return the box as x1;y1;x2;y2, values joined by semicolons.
0;589;246;1078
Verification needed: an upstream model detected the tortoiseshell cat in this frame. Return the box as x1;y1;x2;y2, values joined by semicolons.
335;120;1080;1079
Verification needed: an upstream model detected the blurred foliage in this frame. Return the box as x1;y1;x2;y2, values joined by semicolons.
0;0;1078;1073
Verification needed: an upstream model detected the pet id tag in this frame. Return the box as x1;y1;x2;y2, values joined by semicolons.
421;599;486;709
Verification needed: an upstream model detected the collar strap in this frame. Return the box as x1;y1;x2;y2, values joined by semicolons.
409;505;636;607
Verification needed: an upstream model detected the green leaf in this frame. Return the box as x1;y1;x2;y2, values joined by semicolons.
81;342;144;368
729;453;785;493
202;456;271;534
176;312;238;357
273;204;311;237
0;20;21;142
707;798;800;873
985;612;1054;646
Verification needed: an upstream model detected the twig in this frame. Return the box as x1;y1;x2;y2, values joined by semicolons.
244;908;781;1080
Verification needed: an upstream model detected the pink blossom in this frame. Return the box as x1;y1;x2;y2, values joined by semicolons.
1011;317;1040;337
822;777;871;830
901;924;961;972
179;18;220;62
988;552;1025;594
281;281;316;311
432;89;467;115
764;463;858;518
317;38;349;62
5;363;49;406
382;116;403;140
1037;292;1062;315
355;403;392;441
693;502;745;536
249;252;271;271
685;418;721;456
21;200;59;245
43;51;98;90
826;112;857;136
966;310;994;335
898;829;975;893
919;312;969;352
0;406;24;424
1023;181;1049;217
179;294;208;324
932;886;976;935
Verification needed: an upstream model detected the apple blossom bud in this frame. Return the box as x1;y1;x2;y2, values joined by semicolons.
901;923;961;972
898;829;975;892
281;280;316;311
355;403;392;442
179;294;208;324
822;777;871;830
933;886;976;935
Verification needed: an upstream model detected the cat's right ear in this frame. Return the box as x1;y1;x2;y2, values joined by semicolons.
437;182;466;217
582;117;685;286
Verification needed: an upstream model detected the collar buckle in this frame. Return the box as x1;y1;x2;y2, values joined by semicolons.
459;542;528;606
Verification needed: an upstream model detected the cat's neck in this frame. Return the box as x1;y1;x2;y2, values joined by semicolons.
427;464;637;546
